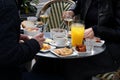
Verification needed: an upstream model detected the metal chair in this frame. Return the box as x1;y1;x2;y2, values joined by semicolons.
95;69;120;80
37;0;75;31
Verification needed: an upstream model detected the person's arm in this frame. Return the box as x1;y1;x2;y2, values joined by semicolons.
93;0;120;42
62;0;81;19
0;2;41;66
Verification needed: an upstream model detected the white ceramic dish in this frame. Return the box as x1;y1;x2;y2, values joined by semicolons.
49;41;70;47
94;40;105;46
23;27;40;37
40;46;56;52
72;47;89;56
72;45;106;57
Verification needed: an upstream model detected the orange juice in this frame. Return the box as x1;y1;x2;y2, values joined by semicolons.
71;23;85;46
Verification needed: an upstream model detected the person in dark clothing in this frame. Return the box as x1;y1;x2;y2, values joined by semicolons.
0;0;45;80
31;0;120;80
32;0;120;80
61;0;120;80
16;0;23;10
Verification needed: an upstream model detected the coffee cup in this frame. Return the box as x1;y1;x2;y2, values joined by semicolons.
53;33;67;46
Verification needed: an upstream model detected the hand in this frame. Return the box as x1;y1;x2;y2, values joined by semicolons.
20;34;29;42
33;33;45;49
84;28;95;39
62;11;74;19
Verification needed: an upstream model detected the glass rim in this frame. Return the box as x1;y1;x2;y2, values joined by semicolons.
70;23;85;27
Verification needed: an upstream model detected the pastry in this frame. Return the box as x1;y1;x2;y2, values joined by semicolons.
53;47;73;56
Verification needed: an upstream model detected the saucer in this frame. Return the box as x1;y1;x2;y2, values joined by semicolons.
49;41;70;47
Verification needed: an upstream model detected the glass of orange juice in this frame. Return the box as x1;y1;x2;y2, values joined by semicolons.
71;23;85;47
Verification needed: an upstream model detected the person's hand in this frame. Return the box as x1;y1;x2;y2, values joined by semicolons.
62;11;74;19
33;33;45;48
84;28;95;39
20;34;29;42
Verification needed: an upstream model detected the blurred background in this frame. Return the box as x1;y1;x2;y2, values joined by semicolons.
17;0;49;20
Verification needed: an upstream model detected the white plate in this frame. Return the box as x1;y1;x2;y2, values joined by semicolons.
40;46;56;52
50;48;78;58
72;45;106;57
94;40;105;46
84;39;105;47
49;41;70;47
72;47;89;56
44;38;53;43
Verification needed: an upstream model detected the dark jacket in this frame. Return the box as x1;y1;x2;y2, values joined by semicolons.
97;0;120;65
71;0;120;74
0;0;40;80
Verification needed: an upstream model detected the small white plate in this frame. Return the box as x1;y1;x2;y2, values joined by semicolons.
72;47;88;53
94;40;105;46
72;47;96;57
49;41;70;47
40;46;56;52
50;48;78;58
72;45;106;57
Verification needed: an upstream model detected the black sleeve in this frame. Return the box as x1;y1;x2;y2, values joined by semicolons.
0;1;40;66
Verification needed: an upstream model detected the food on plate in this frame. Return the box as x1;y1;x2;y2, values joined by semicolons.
44;38;53;43
41;44;51;50
22;21;39;36
76;44;86;52
94;37;101;43
36;21;44;25
23;27;39;37
24;27;39;32
21;20;35;28
53;47;73;56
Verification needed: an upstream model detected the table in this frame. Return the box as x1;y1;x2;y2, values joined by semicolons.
36;32;106;59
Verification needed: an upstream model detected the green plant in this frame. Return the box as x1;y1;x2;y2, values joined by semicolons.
20;0;37;14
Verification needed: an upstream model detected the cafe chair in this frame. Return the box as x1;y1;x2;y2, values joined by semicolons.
95;69;120;80
37;0;75;31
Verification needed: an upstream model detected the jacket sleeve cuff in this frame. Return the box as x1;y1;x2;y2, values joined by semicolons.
92;25;98;37
25;39;40;54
